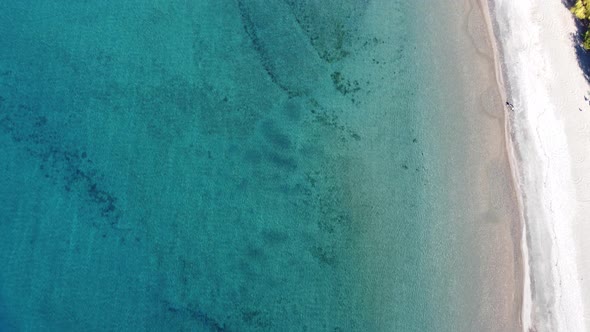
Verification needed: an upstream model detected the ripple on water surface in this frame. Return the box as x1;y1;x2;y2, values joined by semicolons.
0;1;463;331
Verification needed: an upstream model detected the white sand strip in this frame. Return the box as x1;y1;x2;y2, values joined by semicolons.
484;0;590;331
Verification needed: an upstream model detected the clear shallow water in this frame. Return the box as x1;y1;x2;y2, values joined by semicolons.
0;1;504;331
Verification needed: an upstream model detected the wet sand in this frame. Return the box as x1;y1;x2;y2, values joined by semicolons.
348;0;523;330
439;0;523;330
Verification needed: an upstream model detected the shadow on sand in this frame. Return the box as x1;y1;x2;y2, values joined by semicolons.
562;0;590;83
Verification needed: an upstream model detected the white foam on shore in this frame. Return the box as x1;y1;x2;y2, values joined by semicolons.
486;0;588;331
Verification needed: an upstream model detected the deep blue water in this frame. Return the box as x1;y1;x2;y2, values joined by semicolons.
0;1;473;331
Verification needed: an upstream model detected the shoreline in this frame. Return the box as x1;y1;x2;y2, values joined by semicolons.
478;0;529;330
482;0;590;331
435;0;525;329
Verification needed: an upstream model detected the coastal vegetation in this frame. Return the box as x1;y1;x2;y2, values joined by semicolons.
571;0;590;49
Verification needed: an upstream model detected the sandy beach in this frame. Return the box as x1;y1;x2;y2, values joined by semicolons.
485;0;590;330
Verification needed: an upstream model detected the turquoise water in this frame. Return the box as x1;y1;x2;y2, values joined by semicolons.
0;1;482;331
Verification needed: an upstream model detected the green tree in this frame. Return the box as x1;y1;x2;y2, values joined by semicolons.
572;0;590;19
571;0;590;49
